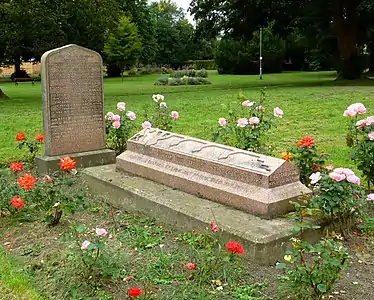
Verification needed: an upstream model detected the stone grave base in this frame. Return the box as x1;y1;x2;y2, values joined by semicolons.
36;149;116;174
82;164;322;265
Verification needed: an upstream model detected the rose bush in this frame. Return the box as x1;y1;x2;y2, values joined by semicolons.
213;90;283;154
344;103;374;189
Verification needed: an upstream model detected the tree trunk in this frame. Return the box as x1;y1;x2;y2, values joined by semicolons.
333;0;361;80
369;43;374;73
14;56;21;74
0;89;9;100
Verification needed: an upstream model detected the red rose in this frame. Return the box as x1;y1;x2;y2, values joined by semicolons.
225;241;244;254
17;173;37;190
296;136;315;148
15;132;26;142
10;195;25;209
127;287;142;297
59;157;76;172
9;162;23;173
35;133;44;142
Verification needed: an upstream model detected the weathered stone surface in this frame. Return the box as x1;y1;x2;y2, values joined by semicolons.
116;129;311;219
82;164;322;265
36;44;115;173
41;44;106;156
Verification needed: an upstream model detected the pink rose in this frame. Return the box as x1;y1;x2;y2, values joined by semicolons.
218;118;227;127
347;174;360;185
366;116;374;126
274;107;283;118
81;240;91;250
354;103;367;114
329;172;346;182
237;118;248;128
171;111;179;120
326;165;334;171
43;175;52;183
343;109;356;117
185;262;195;270
242;100;255;107
117;102;126;111
126;111;136;120
256;106;264;112
106;112;114;120
112;121;121;129
142;121;152;129
356;119;367;128
112;114;120;122
344;103;367;117
367;193;374;201
95;228;108;237
249;116;260;125
368;131;374;141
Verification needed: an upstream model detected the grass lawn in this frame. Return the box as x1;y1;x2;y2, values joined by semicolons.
0;71;373;168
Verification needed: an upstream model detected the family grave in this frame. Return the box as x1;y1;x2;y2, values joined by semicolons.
116;128;310;219
36;44;115;173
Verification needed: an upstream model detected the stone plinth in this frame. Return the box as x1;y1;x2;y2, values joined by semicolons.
82;165;322;265
36;44;115;173
116;129;311;219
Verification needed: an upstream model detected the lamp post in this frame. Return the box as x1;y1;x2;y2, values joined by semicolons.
259;27;263;80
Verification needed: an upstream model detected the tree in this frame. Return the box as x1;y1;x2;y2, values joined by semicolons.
104;16;142;77
0;0;120;76
118;0;157;65
190;0;374;79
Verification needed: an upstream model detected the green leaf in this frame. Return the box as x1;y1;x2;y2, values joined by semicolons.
317;283;327;293
276;263;287;269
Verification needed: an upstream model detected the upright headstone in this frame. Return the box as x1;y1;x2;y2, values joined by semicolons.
116;128;311;219
36;44;115;173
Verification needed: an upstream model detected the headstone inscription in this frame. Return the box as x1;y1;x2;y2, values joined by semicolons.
116;128;311;219
35;44;115;173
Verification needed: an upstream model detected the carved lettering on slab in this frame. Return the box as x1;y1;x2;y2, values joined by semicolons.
42;45;105;156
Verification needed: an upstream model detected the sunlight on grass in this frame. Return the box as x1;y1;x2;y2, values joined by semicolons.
0;71;373;168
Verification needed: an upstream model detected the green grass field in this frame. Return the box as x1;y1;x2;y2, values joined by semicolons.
1;71;373;167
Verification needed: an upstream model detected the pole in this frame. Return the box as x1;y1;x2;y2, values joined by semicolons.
259;27;263;80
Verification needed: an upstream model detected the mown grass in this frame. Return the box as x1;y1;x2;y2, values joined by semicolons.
0;71;373;168
0;247;43;300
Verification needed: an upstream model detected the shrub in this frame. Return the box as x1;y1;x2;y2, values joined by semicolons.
154;76;211;86
127;67;138;76
343;102;374;189
309;167;367;236
194;60;216;70
15;131;44;164
215;24;285;75
170;69;208;78
142;94;179;131
212;89;283;155
277;203;349;300
284;136;328;185
105;103;137;154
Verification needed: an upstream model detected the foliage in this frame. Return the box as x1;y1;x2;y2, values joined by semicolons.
15;132;44;164
285;136;328;185
104;16;142;75
215;24;285;75
171;69;208;78
344;103;374;189
212;89;283;155
143;94;179;131
65;224;125;280
277;202;349;300
105;102;137;155
0;0;120;70
154;76;211;86
309;167;367;236
192;60;216;70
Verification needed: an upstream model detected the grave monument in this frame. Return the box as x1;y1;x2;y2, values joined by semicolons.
116;128;310;219
36;44;115;174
